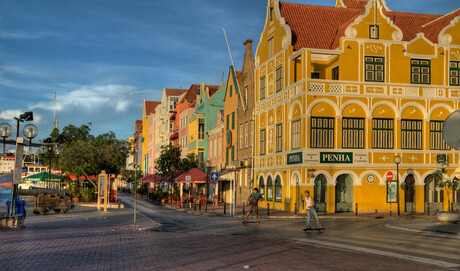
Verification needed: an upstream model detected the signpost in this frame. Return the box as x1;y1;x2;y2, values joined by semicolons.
386;171;393;182
210;172;219;182
386;171;395;215
98;170;108;212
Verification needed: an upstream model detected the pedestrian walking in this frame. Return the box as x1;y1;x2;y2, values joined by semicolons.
304;190;322;230
243;188;262;224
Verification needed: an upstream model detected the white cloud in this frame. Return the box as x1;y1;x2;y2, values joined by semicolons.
0;31;62;40
0;109;24;120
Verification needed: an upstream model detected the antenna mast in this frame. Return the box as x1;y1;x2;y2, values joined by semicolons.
222;26;246;111
53;90;58;130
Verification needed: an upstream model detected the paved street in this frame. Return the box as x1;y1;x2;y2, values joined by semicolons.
0;196;459;271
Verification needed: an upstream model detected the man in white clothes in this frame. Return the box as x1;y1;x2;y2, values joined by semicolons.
304;190;322;230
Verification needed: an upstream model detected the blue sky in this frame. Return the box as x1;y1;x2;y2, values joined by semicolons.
1;0;458;141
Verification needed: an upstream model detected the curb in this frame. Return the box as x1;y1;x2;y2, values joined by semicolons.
384;223;460;238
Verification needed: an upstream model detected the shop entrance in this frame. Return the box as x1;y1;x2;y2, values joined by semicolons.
335;174;353;212
314;174;327;212
424;175;443;212
404;175;415;212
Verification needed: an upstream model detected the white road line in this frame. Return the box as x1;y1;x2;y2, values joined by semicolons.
290;237;460;269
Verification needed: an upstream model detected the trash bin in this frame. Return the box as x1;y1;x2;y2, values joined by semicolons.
5;200;26;216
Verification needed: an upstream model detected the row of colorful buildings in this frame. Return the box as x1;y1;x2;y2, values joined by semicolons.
129;0;460;213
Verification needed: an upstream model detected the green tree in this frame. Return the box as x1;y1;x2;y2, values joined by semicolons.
154;144;182;176
181;153;199;172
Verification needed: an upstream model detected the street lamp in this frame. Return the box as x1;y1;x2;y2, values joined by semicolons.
0;123;13;157
39;144;62;189
205;160;211;213
170;165;175;204
394;155;402;216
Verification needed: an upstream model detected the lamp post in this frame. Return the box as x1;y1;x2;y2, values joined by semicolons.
170;165;175;204
205;160;211;213
0;123;13;157
394;155;402;216
39;144;61;189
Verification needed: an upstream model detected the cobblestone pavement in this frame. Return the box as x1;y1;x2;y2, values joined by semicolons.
0;199;456;271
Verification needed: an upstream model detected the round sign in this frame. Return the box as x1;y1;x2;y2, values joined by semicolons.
442;110;460;150
367;174;375;184
386;171;393;181
455;167;460;179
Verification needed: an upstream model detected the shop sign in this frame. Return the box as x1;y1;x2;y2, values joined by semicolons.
287;152;303;165
436;154;448;164
320;152;353;163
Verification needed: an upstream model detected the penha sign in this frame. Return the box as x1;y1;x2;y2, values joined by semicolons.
320;152;353;164
287;152;303;165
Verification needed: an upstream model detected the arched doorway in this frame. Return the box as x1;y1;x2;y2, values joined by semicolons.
314;174;327;212
404;175;415;212
266;176;273;202
424;175;443;212
274;176;282;203
335;174;353;212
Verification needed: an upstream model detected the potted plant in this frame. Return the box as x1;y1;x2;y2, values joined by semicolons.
432;166;460;223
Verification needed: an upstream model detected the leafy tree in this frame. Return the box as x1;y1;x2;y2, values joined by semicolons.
120;168;143;183
50;124;128;189
154;144;182;176
154;145;200;176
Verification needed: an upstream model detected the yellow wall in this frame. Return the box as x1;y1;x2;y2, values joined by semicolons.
253;0;460;213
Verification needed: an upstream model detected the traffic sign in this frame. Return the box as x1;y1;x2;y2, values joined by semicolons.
386;171;393;181
210;172;219;181
455;167;460;179
186;175;191;185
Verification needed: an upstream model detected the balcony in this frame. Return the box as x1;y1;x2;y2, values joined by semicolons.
303;79;460;99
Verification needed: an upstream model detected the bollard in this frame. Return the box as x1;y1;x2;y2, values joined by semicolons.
194;201;197;211
267;203;270;216
224;202;227;214
427;203;430;216
243;203;245;215
199;201;201;211
324;202;327;216
451;202;454;212
355;203;358;216
295;203;297;215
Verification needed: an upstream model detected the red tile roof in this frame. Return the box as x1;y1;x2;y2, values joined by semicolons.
135;120;142;125
165;88;187;97
279;1;453;50
180;84;201;103
207;85;220;97
279;2;363;50
145;101;161;115
421;9;460;43
341;0;368;10
382;9;441;42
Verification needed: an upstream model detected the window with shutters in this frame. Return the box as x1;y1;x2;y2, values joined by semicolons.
276;124;283;152
260;129;266;155
411;59;430;84
401;119;422;150
260;77;266;100
450;61;460;86
430;121;450;150
342;118;365;149
311;117;334;148
291;119;301;150
372;118;394;149
365;56;384;82
276;66;282;92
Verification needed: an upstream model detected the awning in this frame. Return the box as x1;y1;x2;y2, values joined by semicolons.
23;172;63;182
141;174;161;183
157;170;186;183
174;168;216;184
169;131;179;140
219;171;236;181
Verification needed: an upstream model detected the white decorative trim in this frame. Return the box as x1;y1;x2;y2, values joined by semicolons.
307;98;340;116
340;100;370;117
332;170;361;186
400;102;428;120
359;170;383;186
313;170;334;186
290;170;301;186
255;0;292;66
370;101;399;118
428;104;453;118
392;31;402;41
440;34;453;46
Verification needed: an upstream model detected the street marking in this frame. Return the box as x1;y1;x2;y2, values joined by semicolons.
290;238;460;269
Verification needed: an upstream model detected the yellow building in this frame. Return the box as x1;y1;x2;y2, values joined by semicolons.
254;0;460;213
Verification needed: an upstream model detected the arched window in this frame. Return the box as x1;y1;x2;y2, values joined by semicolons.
275;176;282;202
259;176;265;200
266;176;273;201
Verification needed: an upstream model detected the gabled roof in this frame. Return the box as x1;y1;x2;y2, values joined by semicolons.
165;88;187;97
144;101;161;115
180;84;201;103
279;1;454;50
382;9;441;42
421;9;460;43
279;2;363;50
